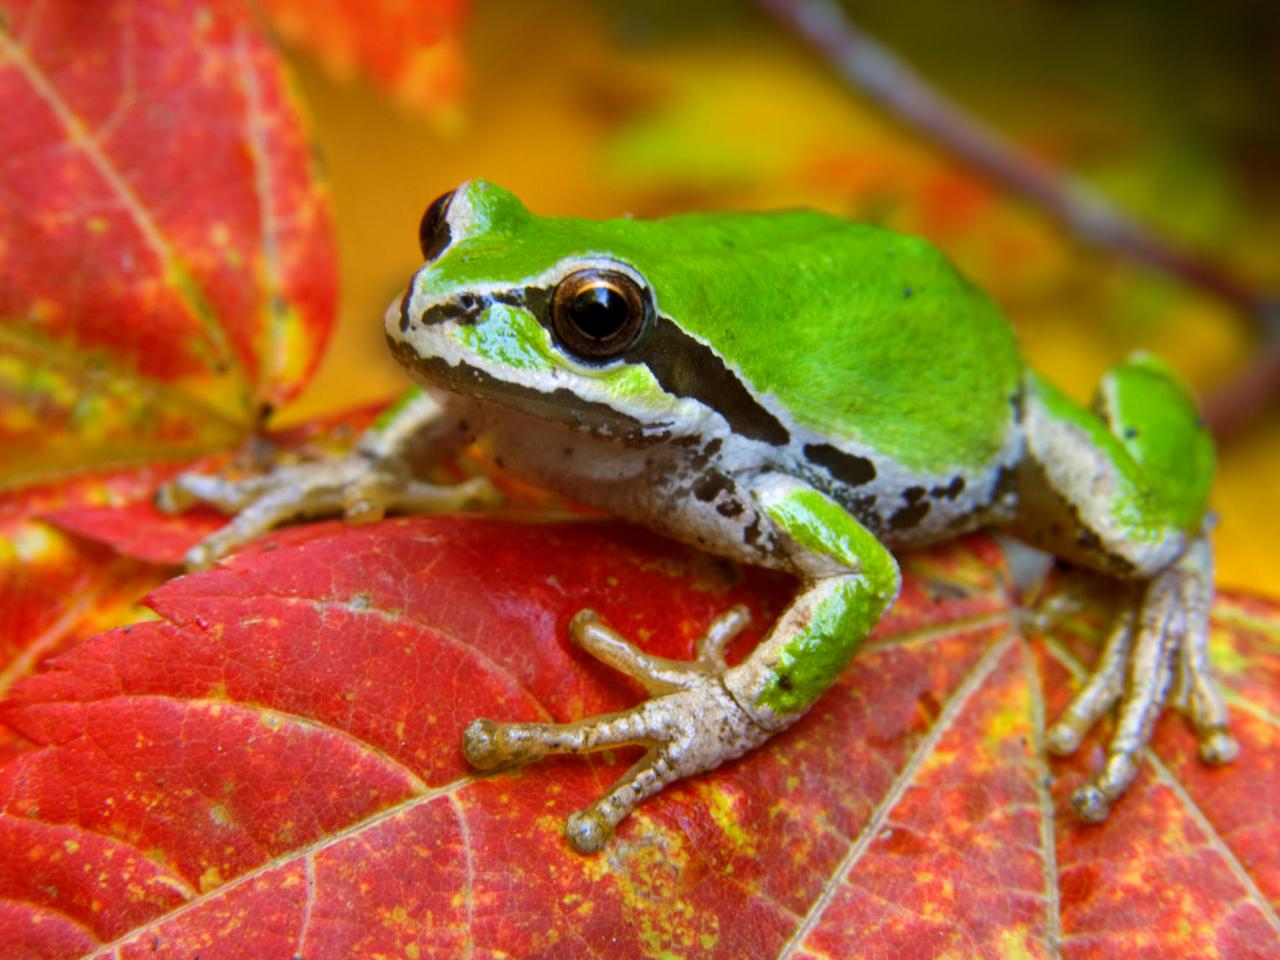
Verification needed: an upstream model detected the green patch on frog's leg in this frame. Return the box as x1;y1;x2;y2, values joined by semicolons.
735;480;901;716
1018;361;1212;573
1094;353;1215;532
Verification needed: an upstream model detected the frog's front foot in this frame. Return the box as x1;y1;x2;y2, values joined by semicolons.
157;453;500;571
463;605;770;853
1045;536;1238;822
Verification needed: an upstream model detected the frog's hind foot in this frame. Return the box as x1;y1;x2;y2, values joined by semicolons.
1046;536;1238;822
462;606;768;853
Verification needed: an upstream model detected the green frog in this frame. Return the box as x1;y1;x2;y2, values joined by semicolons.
161;180;1237;852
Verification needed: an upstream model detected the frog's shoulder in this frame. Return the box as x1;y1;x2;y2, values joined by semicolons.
622;211;1025;475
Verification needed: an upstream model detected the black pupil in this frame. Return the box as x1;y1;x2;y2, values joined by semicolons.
568;284;630;340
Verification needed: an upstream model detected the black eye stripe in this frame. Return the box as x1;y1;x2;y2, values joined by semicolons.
401;270;791;450
624;313;791;446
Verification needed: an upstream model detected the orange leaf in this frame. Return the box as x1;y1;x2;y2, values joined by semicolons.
262;0;468;118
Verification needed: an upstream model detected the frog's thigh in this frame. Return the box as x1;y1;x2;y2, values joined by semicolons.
1013;362;1233;820
1011;360;1211;576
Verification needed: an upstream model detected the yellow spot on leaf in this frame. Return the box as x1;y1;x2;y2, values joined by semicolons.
992;928;1037;960
1207;628;1250;677
198;865;223;892
699;782;755;856
985;699;1027;745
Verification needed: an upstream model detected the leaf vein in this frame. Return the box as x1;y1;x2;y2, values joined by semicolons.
81;774;479;958
0;893;104;947
778;624;1017;957
0;24;246;394
1043;636;1280;942
230;28;288;392
1025;636;1063;958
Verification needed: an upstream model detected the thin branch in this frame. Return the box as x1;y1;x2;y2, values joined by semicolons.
1202;341;1280;435
756;0;1280;433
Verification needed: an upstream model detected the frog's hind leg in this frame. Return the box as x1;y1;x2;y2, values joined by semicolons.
463;606;765;853
1012;356;1236;821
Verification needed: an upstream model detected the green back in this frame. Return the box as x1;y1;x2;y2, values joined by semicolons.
428;181;1023;473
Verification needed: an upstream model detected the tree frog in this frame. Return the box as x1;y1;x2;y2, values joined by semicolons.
161;180;1238;853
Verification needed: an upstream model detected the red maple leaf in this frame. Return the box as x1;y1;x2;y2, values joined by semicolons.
1;505;1277;957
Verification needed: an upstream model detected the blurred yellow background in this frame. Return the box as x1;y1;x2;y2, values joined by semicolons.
278;0;1280;595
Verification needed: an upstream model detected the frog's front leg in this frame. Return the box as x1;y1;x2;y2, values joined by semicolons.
463;475;901;853
158;389;498;570
1011;358;1237;821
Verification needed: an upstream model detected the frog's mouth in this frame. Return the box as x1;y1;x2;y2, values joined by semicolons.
386;335;677;447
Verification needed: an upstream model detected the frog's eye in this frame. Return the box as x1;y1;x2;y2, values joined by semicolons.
418;190;455;262
550;268;650;362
